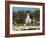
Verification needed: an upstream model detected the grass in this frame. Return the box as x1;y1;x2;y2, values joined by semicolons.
13;23;40;26
13;22;40;31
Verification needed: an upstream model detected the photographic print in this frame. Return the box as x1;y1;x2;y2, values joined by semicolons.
5;1;45;37
13;7;40;31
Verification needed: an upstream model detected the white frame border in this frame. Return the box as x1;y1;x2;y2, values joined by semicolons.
10;4;43;34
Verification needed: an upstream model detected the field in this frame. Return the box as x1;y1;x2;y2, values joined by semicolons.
13;23;40;31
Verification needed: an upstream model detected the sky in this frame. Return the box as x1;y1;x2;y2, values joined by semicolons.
13;7;40;12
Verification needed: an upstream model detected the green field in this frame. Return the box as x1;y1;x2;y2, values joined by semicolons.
13;23;40;26
13;23;40;31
